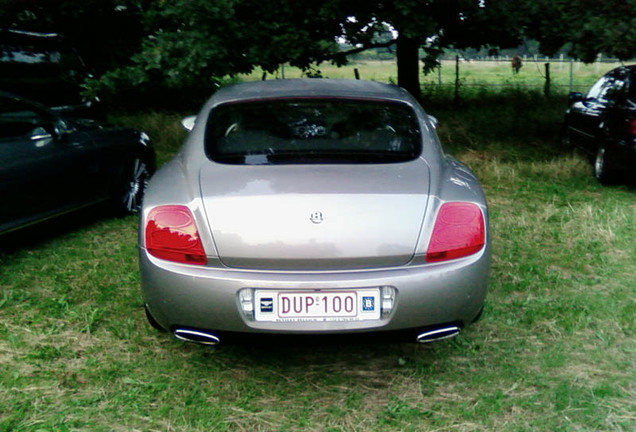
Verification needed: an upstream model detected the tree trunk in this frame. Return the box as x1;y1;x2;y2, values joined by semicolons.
396;35;421;101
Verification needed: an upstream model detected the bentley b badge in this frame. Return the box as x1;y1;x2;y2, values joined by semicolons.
309;211;324;224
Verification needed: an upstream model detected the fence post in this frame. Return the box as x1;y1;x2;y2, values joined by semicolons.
544;63;551;98
438;64;442;86
569;59;574;93
354;68;360;80
454;55;460;103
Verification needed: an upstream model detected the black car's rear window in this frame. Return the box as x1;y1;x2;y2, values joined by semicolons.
205;98;422;164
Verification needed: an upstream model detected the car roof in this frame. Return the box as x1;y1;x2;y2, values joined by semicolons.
609;64;636;75
209;79;417;106
0;28;62;49
0;28;59;39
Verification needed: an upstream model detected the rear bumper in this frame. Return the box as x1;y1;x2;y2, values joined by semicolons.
139;246;490;336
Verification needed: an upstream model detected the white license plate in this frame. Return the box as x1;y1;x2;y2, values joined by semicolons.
254;289;381;322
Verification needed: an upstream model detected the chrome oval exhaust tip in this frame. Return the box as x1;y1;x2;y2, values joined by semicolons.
174;329;221;346
416;326;460;343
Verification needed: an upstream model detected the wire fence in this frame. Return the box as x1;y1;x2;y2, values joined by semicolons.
255;57;631;97
424;56;629;96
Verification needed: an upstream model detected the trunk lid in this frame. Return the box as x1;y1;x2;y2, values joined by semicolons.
199;161;430;270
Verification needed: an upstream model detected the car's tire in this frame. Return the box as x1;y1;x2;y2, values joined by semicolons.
112;154;152;215
144;304;166;332
593;145;617;185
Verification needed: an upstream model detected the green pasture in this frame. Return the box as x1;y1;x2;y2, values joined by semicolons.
0;75;634;431
245;59;625;94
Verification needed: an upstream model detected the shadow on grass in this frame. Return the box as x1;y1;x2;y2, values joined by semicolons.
428;90;571;160
0;203;127;255
144;321;484;373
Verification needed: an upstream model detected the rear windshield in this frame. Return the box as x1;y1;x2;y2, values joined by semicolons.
205;98;422;164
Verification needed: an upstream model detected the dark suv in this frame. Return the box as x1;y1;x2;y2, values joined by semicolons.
563;65;636;184
0;28;100;118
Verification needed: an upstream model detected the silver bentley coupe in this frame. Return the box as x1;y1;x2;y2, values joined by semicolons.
139;79;490;345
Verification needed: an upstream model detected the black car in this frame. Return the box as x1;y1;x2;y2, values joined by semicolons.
0;92;155;235
563;65;636;184
0;28;99;118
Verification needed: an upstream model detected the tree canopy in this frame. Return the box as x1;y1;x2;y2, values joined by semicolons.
1;0;634;106
518;0;636;63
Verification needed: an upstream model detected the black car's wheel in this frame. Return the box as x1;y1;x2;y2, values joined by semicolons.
113;155;152;215
594;145;617;185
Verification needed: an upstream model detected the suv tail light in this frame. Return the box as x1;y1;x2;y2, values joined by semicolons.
145;205;207;265
426;202;485;263
628;118;636;136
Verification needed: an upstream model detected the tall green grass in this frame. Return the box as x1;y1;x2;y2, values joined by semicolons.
1;89;634;431
108;111;187;166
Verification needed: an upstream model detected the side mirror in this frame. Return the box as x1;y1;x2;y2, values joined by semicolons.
29;126;53;142
181;116;196;132
30;118;68;142
568;92;583;103
428;115;439;129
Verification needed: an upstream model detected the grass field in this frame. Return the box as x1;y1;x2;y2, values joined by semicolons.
1;73;635;431
245;59;626;94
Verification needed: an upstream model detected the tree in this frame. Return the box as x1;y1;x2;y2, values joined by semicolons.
84;0;351;107
95;0;524;102
518;0;636;62
4;1;632;107
324;0;525;99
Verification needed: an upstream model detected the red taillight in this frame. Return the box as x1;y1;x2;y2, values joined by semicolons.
426;202;485;263
145;205;207;265
628;119;636;135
